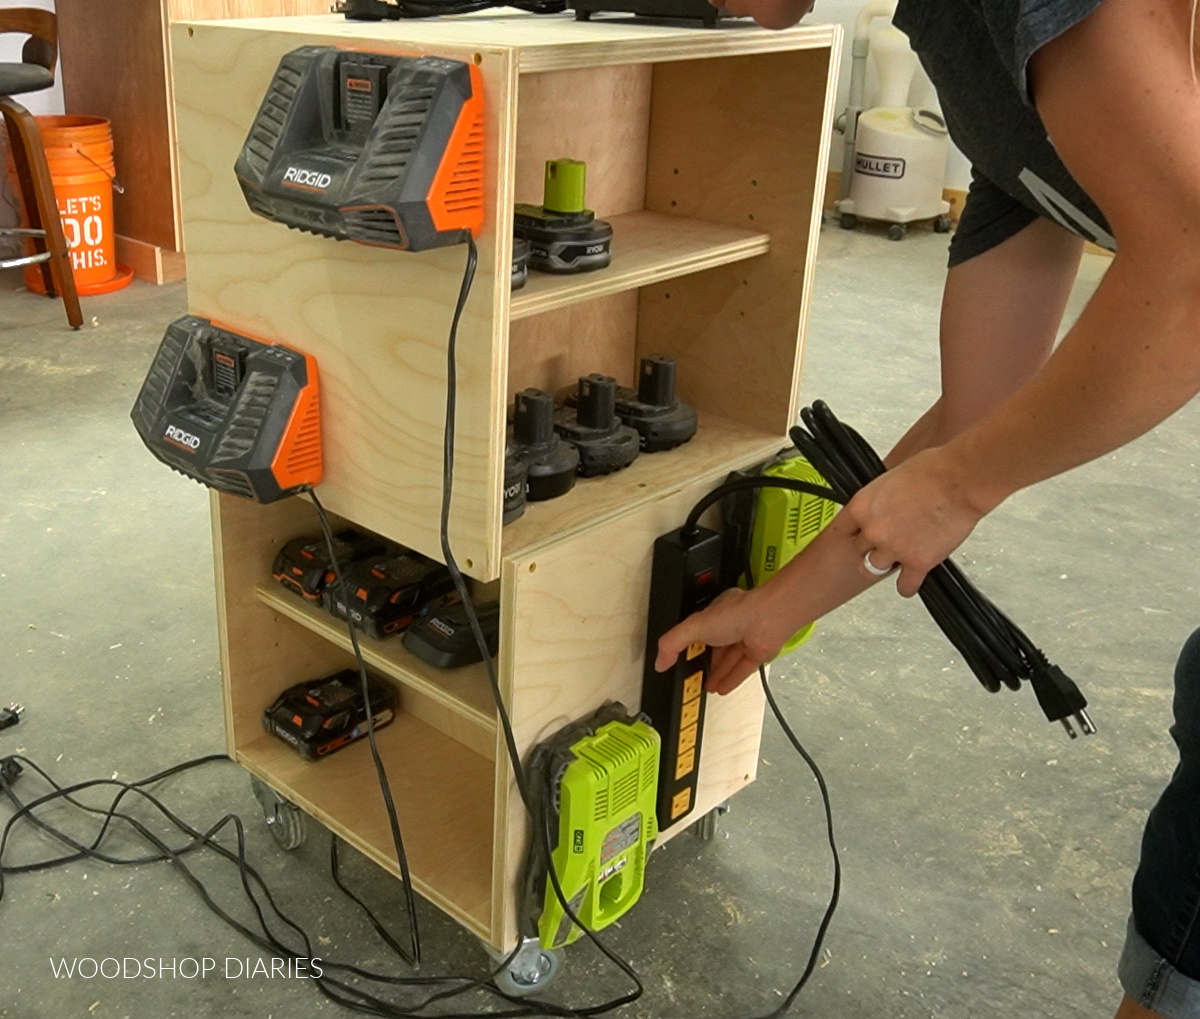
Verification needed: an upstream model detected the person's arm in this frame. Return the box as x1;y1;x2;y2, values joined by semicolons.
845;0;1200;595
658;0;1200;692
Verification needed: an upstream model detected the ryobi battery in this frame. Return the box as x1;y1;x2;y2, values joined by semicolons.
131;315;321;503
522;704;660;950
235;46;483;251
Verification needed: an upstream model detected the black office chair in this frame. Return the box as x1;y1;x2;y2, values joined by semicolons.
0;8;81;329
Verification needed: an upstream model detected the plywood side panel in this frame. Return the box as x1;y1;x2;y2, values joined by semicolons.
173;24;515;579
57;0;180;252
491;478;766;947
639;46;834;435
507;291;638;401
514;64;650;216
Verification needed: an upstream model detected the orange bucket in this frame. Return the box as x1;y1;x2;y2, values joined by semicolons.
5;115;132;296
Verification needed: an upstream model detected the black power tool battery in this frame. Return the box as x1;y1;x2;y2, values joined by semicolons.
263;669;397;760
272;529;390;600
323;552;456;639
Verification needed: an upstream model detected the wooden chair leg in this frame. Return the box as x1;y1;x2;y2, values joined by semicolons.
0;97;83;330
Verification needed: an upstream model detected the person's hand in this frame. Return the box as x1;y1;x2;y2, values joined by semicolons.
654;587;798;696
712;0;813;30
844;446;992;598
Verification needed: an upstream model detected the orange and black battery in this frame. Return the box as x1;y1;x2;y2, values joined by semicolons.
235;46;483;252
131;315;322;503
273;529;390;600
322;552;456;640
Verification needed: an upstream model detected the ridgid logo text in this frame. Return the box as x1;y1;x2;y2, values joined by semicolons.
282;166;333;190
49;957;324;979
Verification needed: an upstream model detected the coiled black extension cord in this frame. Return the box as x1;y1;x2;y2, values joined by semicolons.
688;400;1093;739
791;400;1094;738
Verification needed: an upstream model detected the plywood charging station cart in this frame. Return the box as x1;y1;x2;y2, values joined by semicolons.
171;8;842;971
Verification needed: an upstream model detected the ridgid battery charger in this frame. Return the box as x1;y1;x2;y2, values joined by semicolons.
131;315;322;503
235;46;484;251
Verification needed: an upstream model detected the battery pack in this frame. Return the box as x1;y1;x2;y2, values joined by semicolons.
263;669;397;760
131;315;321;503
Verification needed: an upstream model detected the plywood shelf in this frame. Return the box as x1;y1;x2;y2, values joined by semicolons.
509;211;769;322
254;586;497;735
236;719;494;938
502;412;782;559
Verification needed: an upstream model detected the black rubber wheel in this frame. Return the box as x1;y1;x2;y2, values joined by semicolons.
887;224;907;242
933;215;953;234
251;776;306;851
839;212;857;231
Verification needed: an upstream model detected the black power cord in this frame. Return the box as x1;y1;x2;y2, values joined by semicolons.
790;400;1094;738
682;400;1094;738
338;0;566;20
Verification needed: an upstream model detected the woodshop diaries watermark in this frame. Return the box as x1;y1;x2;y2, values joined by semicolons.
49;957;324;979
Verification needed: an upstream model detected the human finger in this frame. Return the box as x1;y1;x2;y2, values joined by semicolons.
655;613;706;673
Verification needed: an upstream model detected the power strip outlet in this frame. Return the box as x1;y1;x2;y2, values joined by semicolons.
641;526;723;829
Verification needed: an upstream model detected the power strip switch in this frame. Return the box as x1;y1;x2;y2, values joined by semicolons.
641;525;723;829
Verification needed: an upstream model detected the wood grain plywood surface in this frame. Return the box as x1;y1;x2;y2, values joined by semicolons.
238;719;494;936
639;44;840;435
514;63;650;214
174;23;516;579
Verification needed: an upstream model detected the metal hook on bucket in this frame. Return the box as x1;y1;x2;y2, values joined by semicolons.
72;144;124;194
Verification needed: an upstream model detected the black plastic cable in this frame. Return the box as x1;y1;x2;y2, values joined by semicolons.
725;399;1093;737
339;0;566;20
311;488;422;966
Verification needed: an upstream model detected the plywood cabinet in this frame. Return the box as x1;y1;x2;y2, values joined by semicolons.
173;10;841;950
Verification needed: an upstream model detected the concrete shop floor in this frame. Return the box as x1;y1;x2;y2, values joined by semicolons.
0;226;1193;1019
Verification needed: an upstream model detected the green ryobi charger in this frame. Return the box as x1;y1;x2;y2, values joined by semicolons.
521;704;660;950
748;456;838;653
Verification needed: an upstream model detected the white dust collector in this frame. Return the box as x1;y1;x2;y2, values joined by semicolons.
834;0;952;241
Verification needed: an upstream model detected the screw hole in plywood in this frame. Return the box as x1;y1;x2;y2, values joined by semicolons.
528;563;537;573
473;52;483;65
187;26;194;36
465;558;473;569
751;179;758;186
670;200;677;207
673;168;679;175
748;213;755;221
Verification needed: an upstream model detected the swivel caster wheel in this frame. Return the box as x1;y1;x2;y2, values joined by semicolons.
488;937;563;998
838;212;857;231
933;214;953;234
691;801;730;843
250;775;306;851
887;223;907;242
